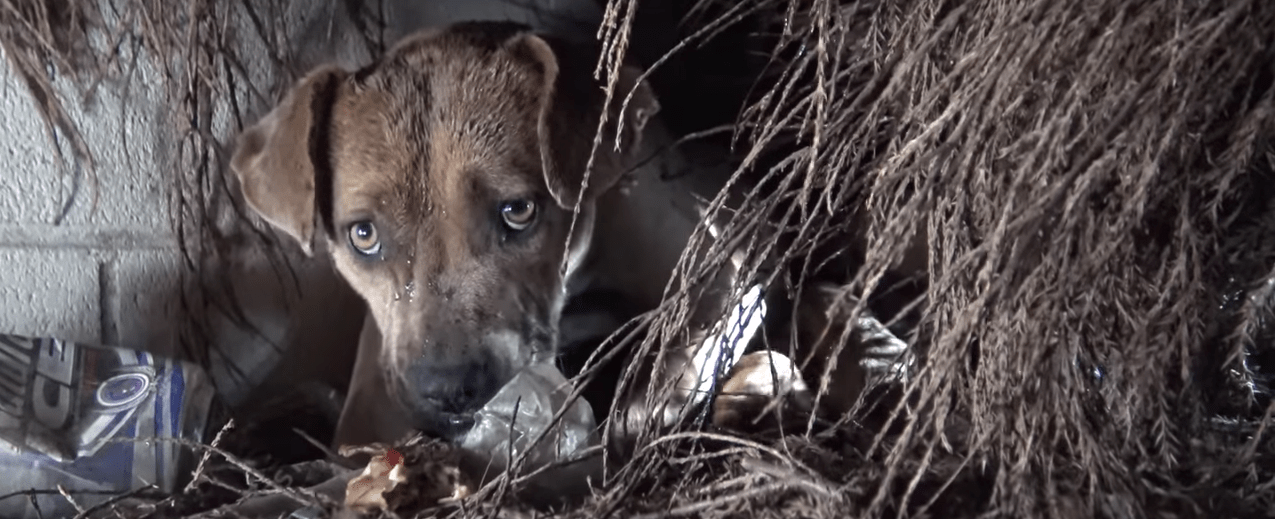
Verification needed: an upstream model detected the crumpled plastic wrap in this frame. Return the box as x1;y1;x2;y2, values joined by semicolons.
460;363;597;472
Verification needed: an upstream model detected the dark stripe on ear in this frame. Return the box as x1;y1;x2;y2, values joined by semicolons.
308;73;340;239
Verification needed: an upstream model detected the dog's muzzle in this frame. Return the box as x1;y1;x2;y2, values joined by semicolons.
400;350;503;439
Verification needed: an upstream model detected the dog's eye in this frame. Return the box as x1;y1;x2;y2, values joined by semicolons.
500;199;537;231
348;221;381;255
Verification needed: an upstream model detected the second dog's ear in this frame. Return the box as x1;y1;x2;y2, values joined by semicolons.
231;66;347;256
513;33;660;209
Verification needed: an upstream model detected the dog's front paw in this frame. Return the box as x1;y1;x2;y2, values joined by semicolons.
711;351;812;431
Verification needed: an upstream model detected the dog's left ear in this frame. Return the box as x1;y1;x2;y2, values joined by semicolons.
511;33;659;209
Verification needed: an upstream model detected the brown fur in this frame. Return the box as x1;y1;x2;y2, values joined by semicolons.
230;21;782;447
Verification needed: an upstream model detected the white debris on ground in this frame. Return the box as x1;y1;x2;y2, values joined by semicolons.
688;283;768;408
343;448;407;513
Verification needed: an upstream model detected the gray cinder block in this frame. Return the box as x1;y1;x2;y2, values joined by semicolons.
0;247;101;345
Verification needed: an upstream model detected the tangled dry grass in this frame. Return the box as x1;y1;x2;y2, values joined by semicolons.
4;0;1275;517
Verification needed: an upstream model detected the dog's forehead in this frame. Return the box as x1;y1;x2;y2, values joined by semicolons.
329;33;546;219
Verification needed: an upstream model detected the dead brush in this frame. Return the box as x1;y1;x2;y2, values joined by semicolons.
3;0;1275;517
630;0;1275;517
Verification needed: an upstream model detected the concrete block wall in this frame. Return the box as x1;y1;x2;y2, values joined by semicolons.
0;46;178;352
0;0;372;408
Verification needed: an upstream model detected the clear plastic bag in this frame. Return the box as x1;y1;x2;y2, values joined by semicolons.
459;363;596;472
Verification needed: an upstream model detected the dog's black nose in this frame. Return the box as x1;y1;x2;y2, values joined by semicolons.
401;358;501;439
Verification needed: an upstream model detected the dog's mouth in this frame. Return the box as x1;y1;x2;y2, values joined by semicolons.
395;386;479;441
393;357;597;468
388;324;560;440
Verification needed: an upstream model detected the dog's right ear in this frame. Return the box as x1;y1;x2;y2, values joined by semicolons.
511;33;659;210
230;66;347;256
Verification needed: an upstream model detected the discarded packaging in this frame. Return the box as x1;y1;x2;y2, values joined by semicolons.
340;440;472;514
460;363;597;472
0;333;219;519
344;447;407;513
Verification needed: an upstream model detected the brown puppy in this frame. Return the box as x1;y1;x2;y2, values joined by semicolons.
230;21;774;448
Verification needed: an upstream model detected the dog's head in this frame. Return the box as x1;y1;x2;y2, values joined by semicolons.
230;21;657;439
